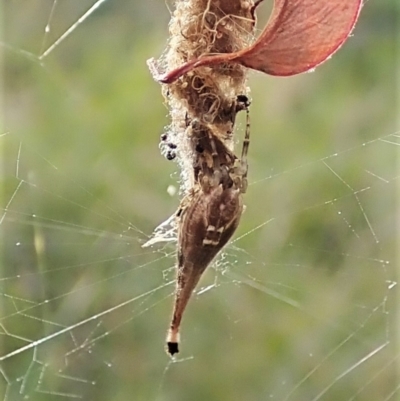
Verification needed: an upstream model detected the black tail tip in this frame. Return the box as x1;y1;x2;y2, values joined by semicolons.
166;342;179;356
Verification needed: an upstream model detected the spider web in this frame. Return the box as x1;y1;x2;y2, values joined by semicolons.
1;1;398;400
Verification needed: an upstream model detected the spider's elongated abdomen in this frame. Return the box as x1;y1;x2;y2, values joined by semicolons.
166;183;243;355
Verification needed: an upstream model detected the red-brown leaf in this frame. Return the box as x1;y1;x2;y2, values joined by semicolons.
235;0;362;76
152;0;362;84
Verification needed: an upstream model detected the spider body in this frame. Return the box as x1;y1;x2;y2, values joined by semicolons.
166;97;250;355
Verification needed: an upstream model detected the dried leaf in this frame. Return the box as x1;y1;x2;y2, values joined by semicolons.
152;0;362;84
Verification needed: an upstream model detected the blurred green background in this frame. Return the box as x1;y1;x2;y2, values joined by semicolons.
1;1;398;400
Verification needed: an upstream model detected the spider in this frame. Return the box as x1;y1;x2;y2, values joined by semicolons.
166;96;250;355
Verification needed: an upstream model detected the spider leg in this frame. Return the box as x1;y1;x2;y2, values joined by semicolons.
231;103;250;193
240;105;250;173
206;130;223;187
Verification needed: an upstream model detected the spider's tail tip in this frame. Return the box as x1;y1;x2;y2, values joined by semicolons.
166;341;179;356
166;329;180;356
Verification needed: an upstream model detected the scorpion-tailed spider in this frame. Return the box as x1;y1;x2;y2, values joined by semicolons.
166;97;250;355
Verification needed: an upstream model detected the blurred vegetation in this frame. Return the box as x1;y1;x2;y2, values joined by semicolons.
1;1;398;401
